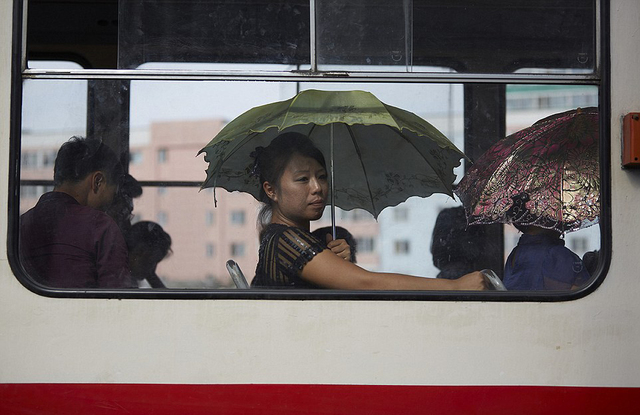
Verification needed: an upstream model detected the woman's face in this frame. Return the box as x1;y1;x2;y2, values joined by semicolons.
268;153;328;228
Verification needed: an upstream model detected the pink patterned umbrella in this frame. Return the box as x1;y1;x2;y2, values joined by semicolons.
455;107;599;233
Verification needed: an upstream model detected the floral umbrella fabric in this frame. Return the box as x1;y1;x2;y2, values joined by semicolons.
198;89;465;220
455;107;599;233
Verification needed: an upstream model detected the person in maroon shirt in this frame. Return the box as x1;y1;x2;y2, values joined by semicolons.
20;136;136;289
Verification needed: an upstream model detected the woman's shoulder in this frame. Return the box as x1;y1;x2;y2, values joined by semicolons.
261;223;288;238
262;224;324;251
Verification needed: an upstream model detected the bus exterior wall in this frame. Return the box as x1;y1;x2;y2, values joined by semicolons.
0;1;639;414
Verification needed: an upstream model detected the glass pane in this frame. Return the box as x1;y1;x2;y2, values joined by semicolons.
501;84;600;289
130;187;260;288
21;67;88;212
27;2;118;69
316;0;596;73
27;0;595;74
129;66;300;181
118;0;311;69
130;79;466;285
20;76;601;290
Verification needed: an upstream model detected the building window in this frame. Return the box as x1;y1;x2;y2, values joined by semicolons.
42;150;57;167
394;240;410;255
157;211;168;226
230;210;245;225
130;151;143;165
157;148;168;163
206;243;215;258
356;237;375;253
21;152;38;169
20;185;40;199
570;237;589;253
231;243;245;257
206;210;215;226
393;207;409;222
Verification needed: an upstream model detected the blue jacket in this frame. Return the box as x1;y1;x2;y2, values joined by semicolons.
504;233;590;290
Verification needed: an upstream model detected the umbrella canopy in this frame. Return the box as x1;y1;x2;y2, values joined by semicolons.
455;107;599;233
198;89;465;219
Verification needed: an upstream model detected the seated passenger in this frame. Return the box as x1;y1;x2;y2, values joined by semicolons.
311;226;358;263
107;172;143;236
431;206;486;279
582;249;599;276
503;194;590;290
20;136;135;288
126;221;171;288
250;132;486;290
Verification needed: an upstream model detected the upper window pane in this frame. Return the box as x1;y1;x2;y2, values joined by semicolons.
118;0;311;69
317;0;596;73
26;0;595;73
19;75;602;290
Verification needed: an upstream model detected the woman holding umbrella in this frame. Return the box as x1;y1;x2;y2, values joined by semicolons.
502;193;591;290
250;132;487;290
455;107;600;291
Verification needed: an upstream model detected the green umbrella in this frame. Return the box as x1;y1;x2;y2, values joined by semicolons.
198;89;465;235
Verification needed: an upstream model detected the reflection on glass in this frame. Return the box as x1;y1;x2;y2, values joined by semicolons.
130;187;260;289
27;0;596;74
316;0;595;73
118;0;311;69
502;88;600;290
20;74;601;290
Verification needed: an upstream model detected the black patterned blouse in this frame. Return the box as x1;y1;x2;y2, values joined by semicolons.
252;224;326;288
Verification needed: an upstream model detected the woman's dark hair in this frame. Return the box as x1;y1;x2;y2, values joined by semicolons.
53;136;124;187
106;174;143;234
125;221;172;258
431;206;485;277
252;132;326;233
505;193;533;233
311;226;358;263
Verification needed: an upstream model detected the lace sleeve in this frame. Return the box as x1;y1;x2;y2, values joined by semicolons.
277;227;326;274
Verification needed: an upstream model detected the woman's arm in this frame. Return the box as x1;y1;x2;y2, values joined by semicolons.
300;249;486;290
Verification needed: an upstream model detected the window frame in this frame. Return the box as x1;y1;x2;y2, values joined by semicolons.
8;0;611;301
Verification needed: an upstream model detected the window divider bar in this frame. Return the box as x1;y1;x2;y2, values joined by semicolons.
20;179;203;187
22;69;601;85
310;0;317;72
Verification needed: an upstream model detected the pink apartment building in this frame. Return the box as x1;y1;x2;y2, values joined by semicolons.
19;119;380;288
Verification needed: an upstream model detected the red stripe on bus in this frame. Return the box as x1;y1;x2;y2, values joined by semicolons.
0;383;638;415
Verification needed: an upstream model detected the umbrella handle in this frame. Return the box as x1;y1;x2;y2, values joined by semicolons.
481;269;507;291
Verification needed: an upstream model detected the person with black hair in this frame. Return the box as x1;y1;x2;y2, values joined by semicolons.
20;136;136;288
107;172;143;236
312;226;358;263
582;249;599;276
126;221;171;288
502;193;590;290
250;132;486;290
431;206;486;279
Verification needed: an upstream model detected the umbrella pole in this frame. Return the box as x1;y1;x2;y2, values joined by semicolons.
331;124;336;240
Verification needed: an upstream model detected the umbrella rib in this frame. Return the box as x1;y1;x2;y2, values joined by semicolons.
383;124;455;196
211;130;263;188
306;123;318;137
205;130;263;207
345;124;377;216
221;130;262;166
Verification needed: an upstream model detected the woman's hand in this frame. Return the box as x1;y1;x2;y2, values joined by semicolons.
325;234;352;262
451;271;488;291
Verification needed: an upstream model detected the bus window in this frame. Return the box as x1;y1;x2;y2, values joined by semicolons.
13;0;605;299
